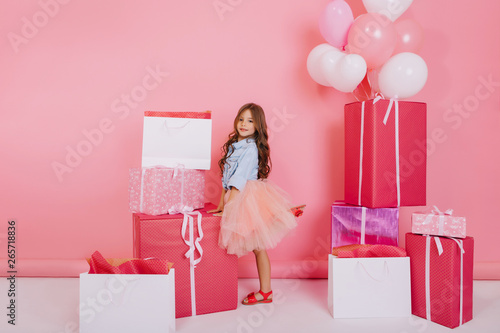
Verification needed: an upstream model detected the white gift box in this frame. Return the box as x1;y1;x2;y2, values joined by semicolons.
327;255;411;318
142;111;212;170
79;270;175;333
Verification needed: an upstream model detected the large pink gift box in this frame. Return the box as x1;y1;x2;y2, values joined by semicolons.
129;167;205;215
412;208;466;238
133;203;238;318
344;99;426;208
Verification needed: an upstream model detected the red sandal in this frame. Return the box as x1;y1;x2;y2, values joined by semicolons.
242;290;273;305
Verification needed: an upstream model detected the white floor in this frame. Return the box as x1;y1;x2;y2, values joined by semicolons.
1;278;499;333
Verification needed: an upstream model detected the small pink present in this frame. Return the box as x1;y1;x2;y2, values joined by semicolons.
129;166;205;215
412;206;466;239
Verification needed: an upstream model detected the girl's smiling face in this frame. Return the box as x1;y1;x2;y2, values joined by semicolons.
237;109;256;141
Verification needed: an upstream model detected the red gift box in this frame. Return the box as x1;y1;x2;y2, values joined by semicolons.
133;203;238;318
344;99;426;208
405;233;474;328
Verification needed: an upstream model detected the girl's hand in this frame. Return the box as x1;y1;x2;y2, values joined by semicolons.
207;205;224;216
208;188;226;216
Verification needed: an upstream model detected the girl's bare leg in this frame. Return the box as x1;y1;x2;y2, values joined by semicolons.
243;249;272;302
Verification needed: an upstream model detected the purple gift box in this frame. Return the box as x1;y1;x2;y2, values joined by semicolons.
331;201;399;250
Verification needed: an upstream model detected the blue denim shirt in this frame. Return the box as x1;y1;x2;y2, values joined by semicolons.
222;138;258;191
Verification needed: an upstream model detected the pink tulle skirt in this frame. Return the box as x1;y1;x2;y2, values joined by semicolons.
219;180;297;257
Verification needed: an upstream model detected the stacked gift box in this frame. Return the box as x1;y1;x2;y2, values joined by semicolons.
329;99;426;319
129;111;212;215
329;99;474;328
406;208;473;328
79;111;238;332
331;98;426;251
129;111;238;318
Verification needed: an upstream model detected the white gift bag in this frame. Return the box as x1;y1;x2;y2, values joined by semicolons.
327;255;411;318
142;111;212;170
79;270;175;333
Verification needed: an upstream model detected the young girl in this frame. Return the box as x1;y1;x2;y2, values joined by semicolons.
208;103;297;305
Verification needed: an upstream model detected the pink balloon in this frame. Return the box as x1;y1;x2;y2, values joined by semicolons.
347;13;397;68
318;0;354;49
393;19;424;54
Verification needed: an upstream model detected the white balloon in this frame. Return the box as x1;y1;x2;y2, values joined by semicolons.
337;54;368;92
320;48;344;77
321;49;367;93
307;43;337;86
362;0;413;22
378;52;427;99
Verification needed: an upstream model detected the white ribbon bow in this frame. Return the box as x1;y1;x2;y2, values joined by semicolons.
422;206;454;236
181;210;203;316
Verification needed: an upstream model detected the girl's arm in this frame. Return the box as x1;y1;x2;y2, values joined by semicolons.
209;187;240;216
207;188;226;214
226;187;239;202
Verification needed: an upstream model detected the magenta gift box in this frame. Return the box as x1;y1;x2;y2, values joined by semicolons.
331;201;399;250
344;99;427;208
412;210;466;239
129;167;205;215
133;203;238;318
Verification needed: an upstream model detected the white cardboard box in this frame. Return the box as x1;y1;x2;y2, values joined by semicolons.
328;255;411;318
79;269;175;333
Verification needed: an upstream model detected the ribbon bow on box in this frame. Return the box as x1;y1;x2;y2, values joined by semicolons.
412;205;466;239
179;210;204;316
422;205;454;234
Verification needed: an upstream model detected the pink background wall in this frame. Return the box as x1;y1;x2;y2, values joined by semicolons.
1;1;499;278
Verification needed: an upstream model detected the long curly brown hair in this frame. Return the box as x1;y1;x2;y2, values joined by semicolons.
218;103;271;179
